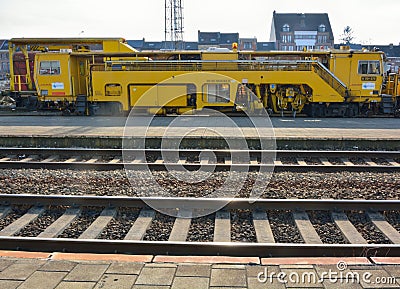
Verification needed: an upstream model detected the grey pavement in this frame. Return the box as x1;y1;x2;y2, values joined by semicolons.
0;116;398;139
0;257;398;289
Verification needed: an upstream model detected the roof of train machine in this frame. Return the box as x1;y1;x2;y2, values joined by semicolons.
8;37;138;53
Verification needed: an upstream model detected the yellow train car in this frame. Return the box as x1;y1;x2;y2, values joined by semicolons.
5;38;400;117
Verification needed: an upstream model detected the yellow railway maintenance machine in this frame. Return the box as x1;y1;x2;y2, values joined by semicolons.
7;38;138;114
5;38;400;117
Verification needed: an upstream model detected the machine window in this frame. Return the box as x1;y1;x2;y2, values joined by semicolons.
39;61;61;75
358;61;380;75
204;84;230;103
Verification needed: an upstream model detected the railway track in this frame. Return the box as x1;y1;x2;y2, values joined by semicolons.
0;194;399;257
0;147;399;172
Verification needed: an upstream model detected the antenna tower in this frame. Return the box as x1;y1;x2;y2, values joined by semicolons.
164;0;184;50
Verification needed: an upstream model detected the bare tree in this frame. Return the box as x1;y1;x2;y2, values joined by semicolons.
340;26;354;45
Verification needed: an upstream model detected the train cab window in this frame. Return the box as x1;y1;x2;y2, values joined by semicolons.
39;61;61;75
358;61;380;75
204;84;230;103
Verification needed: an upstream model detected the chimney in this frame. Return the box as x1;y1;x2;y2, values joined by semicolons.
300;13;306;27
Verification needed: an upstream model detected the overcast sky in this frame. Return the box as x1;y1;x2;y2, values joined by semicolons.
0;0;399;44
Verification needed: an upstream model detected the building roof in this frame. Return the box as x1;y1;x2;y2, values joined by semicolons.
272;12;333;39
333;44;400;57
182;42;199;50
198;31;220;45
198;31;239;46
369;45;400;57
257;42;276;51
142;41;163;50
127;39;145;50
219;33;239;45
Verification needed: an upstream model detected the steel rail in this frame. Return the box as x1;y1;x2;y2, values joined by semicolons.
1;194;400;211
0;237;397;257
0;148;399;172
0;194;399;257
0;147;399;158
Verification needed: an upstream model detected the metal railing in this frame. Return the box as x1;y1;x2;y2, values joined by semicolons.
102;60;315;72
94;60;348;98
311;62;348;98
13;74;29;91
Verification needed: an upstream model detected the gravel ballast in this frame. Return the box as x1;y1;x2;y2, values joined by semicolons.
0;169;398;200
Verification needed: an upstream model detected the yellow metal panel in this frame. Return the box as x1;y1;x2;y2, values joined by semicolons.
157;85;187;106
35;54;72;99
202;53;238;70
129;84;156;106
330;51;384;101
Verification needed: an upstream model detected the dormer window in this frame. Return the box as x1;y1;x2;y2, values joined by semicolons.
282;24;290;32
318;24;326;32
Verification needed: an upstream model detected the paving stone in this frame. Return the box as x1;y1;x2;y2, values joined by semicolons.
353;269;399;288
322;280;363;289
94;274;137;289
39;260;77;272
171;276;209;289
247;265;280;278
371;258;400;265
212;264;246;269
210;268;247;287
176;264;211;277
247;277;286;289
0;280;23;289
154;255;259;264
13;259;47;265
135;267;176;286
64;264;109;282
132;285;169;289
384;266;400;277
0;261;44;280
314;265;354;279
106;262;144;275
0;259;16;271
347;265;381;270
145;263;178;268
52;253;152;263
55;281;96;289
0;251;50;259
280;264;315;269
279;268;324;288
210;287;246;289
17;271;67;289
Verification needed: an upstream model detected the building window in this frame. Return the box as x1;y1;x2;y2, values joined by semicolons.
318;24;326;32
317;35;328;43
294;35;316;40
296;45;308;51
243;42;252;49
282;24;290;32
281;35;292;43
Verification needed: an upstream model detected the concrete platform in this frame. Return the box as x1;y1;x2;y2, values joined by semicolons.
0;251;400;289
0;116;399;150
